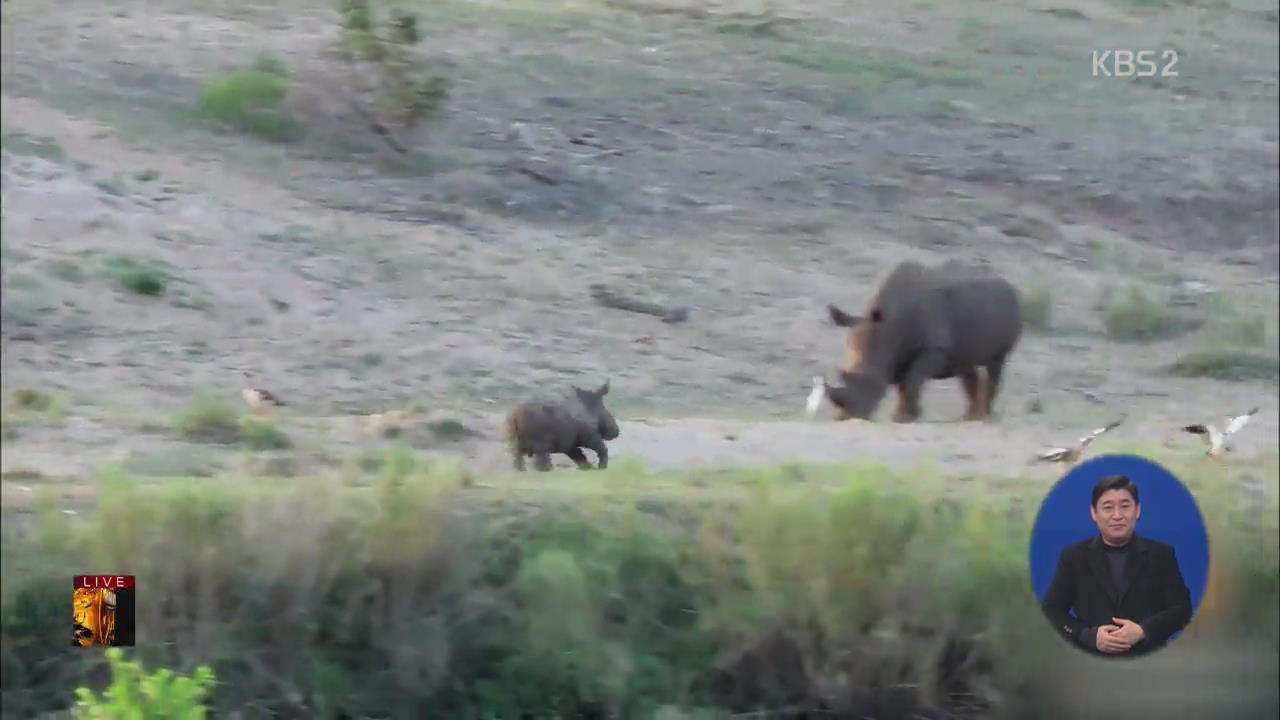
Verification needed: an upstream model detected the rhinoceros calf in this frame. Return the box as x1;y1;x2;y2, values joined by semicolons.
504;380;620;471
824;260;1023;423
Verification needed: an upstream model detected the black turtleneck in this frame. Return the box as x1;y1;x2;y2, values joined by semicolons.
1074;537;1133;652
1103;537;1133;596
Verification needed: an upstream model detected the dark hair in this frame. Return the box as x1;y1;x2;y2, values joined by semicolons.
1091;474;1139;507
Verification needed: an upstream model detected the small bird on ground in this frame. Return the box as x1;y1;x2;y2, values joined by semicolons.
1182;406;1259;460
1032;417;1126;469
241;373;286;415
805;376;827;418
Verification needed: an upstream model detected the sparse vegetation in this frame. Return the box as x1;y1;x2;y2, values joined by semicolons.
1165;350;1280;383
2;458;1276;718
9;388;53;413
239;417;293;451
1198;294;1270;347
172;396;242;444
102;255;166;297
3;388;67;434
93;176;127;197
1101;285;1198;342
196;51;299;142
426;416;475;441
1;131;65;161
332;0;451;152
45;258;86;283
1020;284;1053;332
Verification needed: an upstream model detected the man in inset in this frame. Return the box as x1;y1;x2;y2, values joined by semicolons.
1041;474;1194;657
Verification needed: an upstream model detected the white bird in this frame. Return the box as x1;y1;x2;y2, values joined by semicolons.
805;376;827;418
1032;417;1126;468
1183;406;1259;459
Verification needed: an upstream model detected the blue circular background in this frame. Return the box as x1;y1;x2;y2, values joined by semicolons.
1028;453;1210;644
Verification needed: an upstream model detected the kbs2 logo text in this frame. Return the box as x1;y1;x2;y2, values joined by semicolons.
1091;50;1179;78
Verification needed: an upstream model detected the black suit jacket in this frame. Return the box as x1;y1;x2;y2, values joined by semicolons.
1041;534;1193;657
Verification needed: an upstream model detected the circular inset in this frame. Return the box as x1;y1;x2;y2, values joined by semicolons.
1028;453;1209;659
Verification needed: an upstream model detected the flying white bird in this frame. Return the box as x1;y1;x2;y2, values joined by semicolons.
1183;406;1259;459
1032;417;1126;468
805;376;827;418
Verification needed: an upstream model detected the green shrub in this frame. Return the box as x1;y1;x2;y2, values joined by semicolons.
196;51;298;142
239;417;293;451
172;396;241;443
1;458;1276;718
332;0;450;141
9;387;52;412
1101;285;1197;342
103;255;166;297
73;647;215;719
1165;350;1280;382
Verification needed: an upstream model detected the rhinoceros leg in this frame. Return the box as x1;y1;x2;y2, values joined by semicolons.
982;354;1009;420
960;368;985;421
893;349;949;423
533;449;554;471
565;447;594;470
583;435;610;469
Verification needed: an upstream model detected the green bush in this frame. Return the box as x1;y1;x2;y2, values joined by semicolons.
239;417;293;451
333;0;450;136
103;255;166;297
2;456;1276;718
1101;285;1197;342
172;396;241;443
1165;349;1280;382
73;647;215;719
196;51;299;142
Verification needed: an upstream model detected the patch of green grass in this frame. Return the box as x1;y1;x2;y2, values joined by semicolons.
1165;350;1280;382
2;388;69;436
9;388;54;413
769;46;982;88
1206;313;1268;346
258;224;316;244
714;18;788;38
1196;294;1271;347
196;51;299;143
93;176;127;197
172;396;242;444
2;457;1275;718
1101;285;1199;342
0;131;65;161
44;258;86;283
4;272;42;292
425;417;476;442
102;255;166;296
239;417;293;451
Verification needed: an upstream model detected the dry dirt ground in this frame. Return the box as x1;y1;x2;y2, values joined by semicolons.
1;0;1278;510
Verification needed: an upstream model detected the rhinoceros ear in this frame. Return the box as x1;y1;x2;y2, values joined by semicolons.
870;308;884;324
828;304;863;327
597;380;610;396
